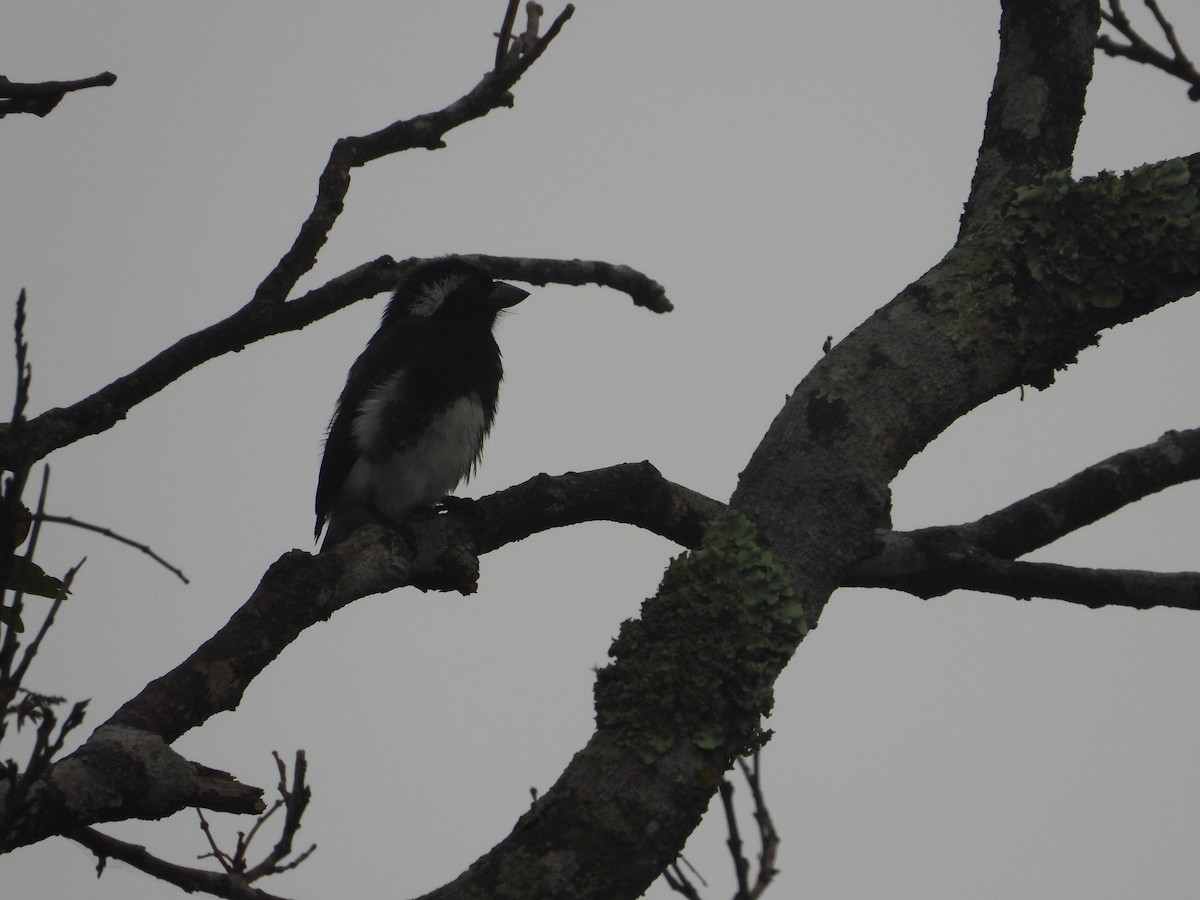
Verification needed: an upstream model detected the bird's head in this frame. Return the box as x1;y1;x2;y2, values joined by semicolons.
385;258;529;326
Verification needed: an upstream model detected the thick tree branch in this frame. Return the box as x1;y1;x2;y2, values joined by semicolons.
962;427;1200;557
0;725;262;853
0;462;713;854
960;0;1099;237
0;72;116;118
102;463;718;743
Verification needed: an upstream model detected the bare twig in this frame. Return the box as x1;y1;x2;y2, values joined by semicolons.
0;467;50;677
11;558;83;686
662;751;779;900
0;292;34;632
36;513;188;584
10;290;30;428
719;779;751;898
0;696;88;836
504;3;546;64
247;3;575;312
243;751;315;879
495;0;522;69
736;753;780;898
663;859;706;899
70;751;311;900
71;825;294;900
1098;0;1200;100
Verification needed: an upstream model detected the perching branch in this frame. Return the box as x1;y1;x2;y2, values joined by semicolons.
0;72;116;119
0;254;668;469
59;436;1200;757
1098;1;1200;101
7;419;1199;851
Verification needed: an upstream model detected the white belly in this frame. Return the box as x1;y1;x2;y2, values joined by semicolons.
323;394;486;546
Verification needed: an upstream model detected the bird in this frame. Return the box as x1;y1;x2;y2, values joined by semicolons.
314;257;529;551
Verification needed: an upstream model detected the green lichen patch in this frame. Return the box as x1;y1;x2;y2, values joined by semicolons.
922;158;1200;381
594;512;805;765
1009;159;1200;311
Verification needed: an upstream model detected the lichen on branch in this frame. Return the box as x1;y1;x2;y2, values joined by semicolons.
593;512;804;765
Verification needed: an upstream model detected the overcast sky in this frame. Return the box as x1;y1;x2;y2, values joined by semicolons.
4;3;1200;898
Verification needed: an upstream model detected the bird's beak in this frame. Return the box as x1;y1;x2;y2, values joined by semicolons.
487;281;530;310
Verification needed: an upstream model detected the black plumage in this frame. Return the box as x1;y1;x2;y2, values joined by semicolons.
315;258;528;550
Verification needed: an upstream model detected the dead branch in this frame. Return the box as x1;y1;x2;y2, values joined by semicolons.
70;751;311;900
0;72;116;118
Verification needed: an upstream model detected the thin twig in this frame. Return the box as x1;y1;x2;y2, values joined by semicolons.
663;859;705;900
737;752;780;898
71;825;295;900
0;467;50;678
11;289;30;427
1097;0;1200;100
719;779;751;898
495;0;521;69
0;292;34;636
11;558;84;685
36;513;188;584
196;809;236;875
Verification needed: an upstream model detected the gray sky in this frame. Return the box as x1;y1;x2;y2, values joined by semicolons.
4;3;1200;898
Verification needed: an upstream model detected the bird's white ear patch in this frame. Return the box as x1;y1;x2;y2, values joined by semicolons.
409;274;468;317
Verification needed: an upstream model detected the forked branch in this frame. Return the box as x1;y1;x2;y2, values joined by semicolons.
1098;0;1200;100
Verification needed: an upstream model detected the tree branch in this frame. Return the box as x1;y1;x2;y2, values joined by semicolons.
69;826;293;900
248;3;574;311
0;72;116;119
960;0;1100;237
852;529;1200;610
0;4;580;471
0;726;263;853
849;428;1200;609
0;253;668;469
1098;0;1200;101
962;427;1200;558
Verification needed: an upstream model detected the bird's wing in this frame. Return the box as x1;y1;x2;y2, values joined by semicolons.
314;329;412;538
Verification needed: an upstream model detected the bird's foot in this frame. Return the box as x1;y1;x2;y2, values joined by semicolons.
435;495;476;514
